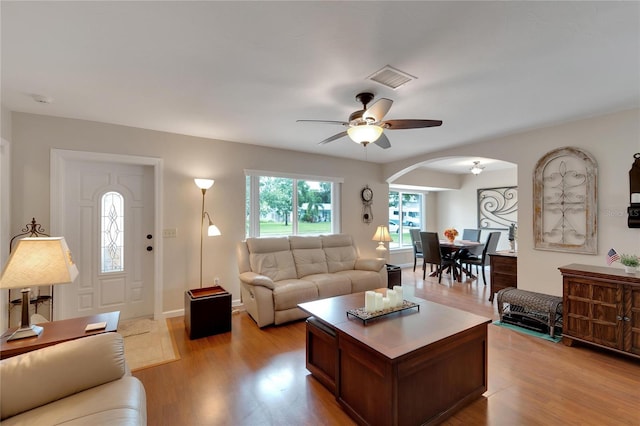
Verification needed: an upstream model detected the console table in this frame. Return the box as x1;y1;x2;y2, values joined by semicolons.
1;311;120;359
489;251;517;302
559;264;640;359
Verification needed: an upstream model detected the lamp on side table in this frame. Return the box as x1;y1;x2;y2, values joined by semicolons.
0;237;79;341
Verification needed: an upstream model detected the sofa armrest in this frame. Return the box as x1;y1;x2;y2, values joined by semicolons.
1;332;126;420
239;271;275;290
354;258;386;272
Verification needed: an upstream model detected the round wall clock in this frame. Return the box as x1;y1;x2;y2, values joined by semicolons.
361;187;373;202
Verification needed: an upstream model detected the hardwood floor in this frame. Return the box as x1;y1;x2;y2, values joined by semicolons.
133;268;640;425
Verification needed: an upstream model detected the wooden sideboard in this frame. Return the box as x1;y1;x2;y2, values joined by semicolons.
559;264;640;359
489;251;517;302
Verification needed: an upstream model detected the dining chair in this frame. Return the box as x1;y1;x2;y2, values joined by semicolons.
420;232;458;283
459;229;483;260
409;228;424;272
462;228;481;242
460;231;501;284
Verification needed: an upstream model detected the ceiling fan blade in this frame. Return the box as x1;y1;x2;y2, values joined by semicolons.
364;98;393;122
318;131;348;145
382;119;443;129
297;119;349;126
373;133;391;149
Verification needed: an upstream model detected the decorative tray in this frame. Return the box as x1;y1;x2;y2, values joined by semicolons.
346;300;420;325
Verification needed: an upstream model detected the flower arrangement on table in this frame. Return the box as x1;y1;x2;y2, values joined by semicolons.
443;228;459;242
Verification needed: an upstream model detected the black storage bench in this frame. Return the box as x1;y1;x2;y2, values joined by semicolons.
497;287;563;337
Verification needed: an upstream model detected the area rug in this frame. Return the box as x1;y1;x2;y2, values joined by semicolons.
119;317;180;371
492;320;562;343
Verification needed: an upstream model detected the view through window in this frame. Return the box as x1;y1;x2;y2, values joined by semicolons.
245;172;341;237
389;190;424;249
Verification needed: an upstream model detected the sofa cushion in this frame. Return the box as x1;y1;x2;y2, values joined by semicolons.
288;235;323;250
289;236;329;277
272;279;319;311
303;273;351;298
321;234;358;272
247;237;297;281
1;332;127;420
336;270;384;293
292;248;328;277
324;247;357;273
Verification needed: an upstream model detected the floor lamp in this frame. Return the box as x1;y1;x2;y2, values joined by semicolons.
195;179;221;289
0;237;79;340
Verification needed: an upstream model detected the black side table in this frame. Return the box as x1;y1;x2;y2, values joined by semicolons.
184;286;231;339
386;264;402;288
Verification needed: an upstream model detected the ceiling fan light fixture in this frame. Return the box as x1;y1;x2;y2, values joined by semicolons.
470;161;485;175
347;124;383;145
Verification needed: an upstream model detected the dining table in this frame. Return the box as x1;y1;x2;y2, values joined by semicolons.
436;239;485;282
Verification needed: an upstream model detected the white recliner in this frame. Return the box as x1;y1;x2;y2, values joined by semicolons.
0;332;147;426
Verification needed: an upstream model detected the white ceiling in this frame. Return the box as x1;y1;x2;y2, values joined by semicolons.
2;1;639;168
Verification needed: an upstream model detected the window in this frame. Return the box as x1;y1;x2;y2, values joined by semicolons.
245;171;342;238
389;190;424;249
101;191;124;273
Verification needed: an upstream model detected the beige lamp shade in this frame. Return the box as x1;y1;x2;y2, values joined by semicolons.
372;225;392;243
0;237;79;289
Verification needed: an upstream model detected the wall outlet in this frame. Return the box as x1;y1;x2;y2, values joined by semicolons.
162;228;177;238
214;277;220;285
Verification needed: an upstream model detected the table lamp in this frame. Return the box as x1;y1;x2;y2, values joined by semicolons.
0;237;79;341
372;225;392;262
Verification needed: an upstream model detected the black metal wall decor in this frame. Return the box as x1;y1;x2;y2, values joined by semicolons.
477;186;518;230
629;153;640;228
533;147;597;254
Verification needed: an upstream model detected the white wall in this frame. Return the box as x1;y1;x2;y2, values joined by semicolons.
437;168;517;252
0;105;12;331
9;113;389;317
385;108;640;296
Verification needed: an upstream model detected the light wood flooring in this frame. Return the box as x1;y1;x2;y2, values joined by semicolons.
133;267;640;425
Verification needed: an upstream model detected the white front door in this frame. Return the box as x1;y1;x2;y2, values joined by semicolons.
56;160;155;320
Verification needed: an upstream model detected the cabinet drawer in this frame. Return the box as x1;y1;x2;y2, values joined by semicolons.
492;273;517;289
491;256;517;274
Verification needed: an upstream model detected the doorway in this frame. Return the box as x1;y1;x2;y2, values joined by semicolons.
51;149;163;321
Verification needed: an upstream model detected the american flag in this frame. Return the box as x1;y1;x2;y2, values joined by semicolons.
606;248;620;265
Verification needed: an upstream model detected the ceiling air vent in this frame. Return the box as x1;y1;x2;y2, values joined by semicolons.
367;65;417;90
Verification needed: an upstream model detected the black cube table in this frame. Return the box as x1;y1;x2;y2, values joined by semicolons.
184;286;231;339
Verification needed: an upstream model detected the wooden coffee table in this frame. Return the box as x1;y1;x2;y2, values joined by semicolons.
1;311;120;359
298;291;491;426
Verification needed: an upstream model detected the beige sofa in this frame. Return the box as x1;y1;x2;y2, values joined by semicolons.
237;234;387;327
1;332;147;426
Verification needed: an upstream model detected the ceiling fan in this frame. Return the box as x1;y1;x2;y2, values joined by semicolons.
297;92;442;149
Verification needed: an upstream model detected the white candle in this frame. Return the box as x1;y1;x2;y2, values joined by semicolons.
393;285;403;306
375;293;383;311
387;289;396;308
365;291;376;313
382;297;390;310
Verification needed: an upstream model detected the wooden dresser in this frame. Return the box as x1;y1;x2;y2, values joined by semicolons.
489;251;517;302
559;264;640;359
